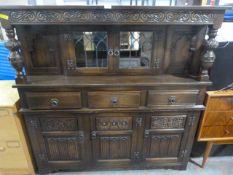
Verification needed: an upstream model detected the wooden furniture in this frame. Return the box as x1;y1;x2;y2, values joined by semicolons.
197;90;233;168
0;6;228;173
0;81;34;175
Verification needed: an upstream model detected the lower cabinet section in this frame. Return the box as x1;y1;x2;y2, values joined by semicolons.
24;112;199;173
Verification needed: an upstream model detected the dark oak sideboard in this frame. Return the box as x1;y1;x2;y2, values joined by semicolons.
0;6;228;173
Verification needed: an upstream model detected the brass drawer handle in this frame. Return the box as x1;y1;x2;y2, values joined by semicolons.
224;129;230;135
108;48;114;56
168;96;176;105
50;98;59;107
0;146;5;152
111;97;118;105
114;49;120;57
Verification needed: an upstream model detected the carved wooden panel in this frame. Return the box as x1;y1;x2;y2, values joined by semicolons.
151;115;187;129
145;134;182;158
5;9;217;25
40;118;78;131
96;117;132;131
45;136;82;161
96;136;131;159
23;33;62;75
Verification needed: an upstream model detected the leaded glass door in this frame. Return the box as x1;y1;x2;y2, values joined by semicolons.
62;31;114;74
114;31;164;74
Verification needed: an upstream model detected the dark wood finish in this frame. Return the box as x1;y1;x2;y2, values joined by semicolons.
197;90;233;167
88;91;141;108
0;5;228;174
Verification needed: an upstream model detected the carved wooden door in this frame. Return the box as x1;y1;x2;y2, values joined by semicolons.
61;31;114;74
24;114;89;171
90;113;143;164
143;112;194;163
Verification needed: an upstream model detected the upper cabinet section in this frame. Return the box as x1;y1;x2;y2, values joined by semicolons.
0;6;229;78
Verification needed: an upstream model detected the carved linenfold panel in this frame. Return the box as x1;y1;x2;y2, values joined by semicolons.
151;115;186;129
46;136;82;161
40;118;78;131
98;135;131;159
8;9;216;25
147;134;182;158
96;117;132;130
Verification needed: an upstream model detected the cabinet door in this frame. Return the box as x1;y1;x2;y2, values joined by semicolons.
90;113;143;165
21;32;62;75
62;31;114;75
143;113;194;165
114;29;165;74
24;114;89;172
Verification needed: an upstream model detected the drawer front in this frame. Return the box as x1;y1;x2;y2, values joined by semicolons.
207;97;232;111
200;126;233;139
88;91;141;108
0;140;28;169
26;92;81;109
147;90;198;106
203;112;228;126
95;116;133;131
150;115;187;129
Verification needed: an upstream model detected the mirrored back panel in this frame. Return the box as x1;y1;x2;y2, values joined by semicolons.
119;32;153;69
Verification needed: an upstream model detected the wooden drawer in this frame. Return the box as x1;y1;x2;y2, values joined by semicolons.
203;112;233;127
147;90;198;107
150;114;187;129
200;125;233;139
87;91;141;108
207;97;232;111
26;92;81;109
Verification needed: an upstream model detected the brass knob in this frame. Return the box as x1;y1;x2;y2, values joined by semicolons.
0;146;5;152
50;98;59;107
114;49;120;57
111;97;118;105
108;48;114;56
224;129;230;135
168;96;176;105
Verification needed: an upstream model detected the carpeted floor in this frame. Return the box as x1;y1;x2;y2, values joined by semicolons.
47;156;233;175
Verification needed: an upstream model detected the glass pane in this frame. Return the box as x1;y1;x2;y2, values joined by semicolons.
73;32;108;68
119;32;153;69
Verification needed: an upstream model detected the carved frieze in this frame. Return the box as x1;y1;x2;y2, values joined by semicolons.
40;118;78;131
5;9;216;25
151;115;186;129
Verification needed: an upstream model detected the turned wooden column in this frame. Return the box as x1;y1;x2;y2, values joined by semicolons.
2;21;26;83
199;26;219;81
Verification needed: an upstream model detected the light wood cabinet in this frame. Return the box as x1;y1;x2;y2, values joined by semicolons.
0;81;34;175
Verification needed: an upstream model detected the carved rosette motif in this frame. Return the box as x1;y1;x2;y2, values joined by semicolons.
4;26;25;82
96;118;131;130
200;27;219;81
8;9;215;25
